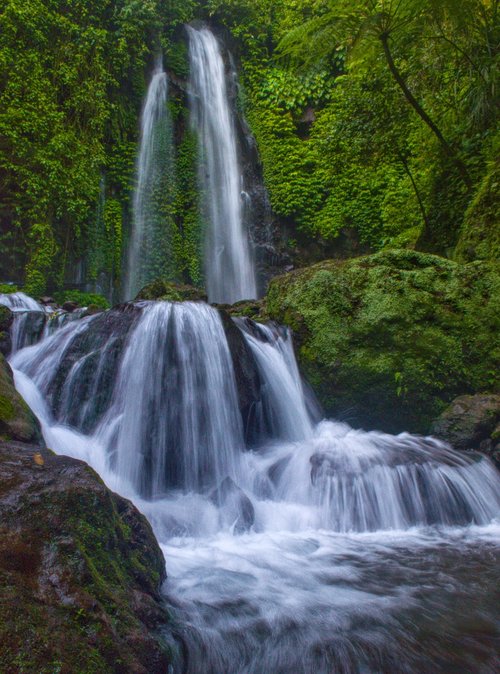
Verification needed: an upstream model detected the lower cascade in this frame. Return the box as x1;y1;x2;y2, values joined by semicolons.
7;298;500;673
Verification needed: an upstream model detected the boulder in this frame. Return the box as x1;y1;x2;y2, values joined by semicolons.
62;300;79;312
266;250;500;433
136;279;207;303
218;309;263;444
0;354;41;443
0;441;176;673
431;394;500;463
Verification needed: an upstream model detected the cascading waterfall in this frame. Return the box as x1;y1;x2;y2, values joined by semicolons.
8;301;500;673
188;26;257;304
124;58;174;301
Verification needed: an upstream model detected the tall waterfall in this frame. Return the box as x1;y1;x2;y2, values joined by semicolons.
124;58;174;301
8;300;500;673
188;27;257;304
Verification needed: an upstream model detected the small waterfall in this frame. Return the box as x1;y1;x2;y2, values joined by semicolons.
124;58;174;300
239;321;314;442
0;292;50;352
187;27;257;304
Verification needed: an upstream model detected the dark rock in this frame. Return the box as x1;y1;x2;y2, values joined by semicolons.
39;296;56;306
62;300;79;312
217;309;263;443
0;440;176;673
0;354;41;443
430;394;500;460
266;250;500;433
0;306;13;356
136;279;207;303
209;476;255;533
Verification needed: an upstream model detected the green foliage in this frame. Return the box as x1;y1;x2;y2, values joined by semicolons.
24;223;60;297
54;290;110;310
0;284;18;294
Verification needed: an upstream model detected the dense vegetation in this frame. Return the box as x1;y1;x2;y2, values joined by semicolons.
0;0;498;298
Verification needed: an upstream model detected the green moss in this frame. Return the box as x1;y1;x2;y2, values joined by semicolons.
0;355;41;442
135;279;207;303
266;250;500;433
54;290;110;310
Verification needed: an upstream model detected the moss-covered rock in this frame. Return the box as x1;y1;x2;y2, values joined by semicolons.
0;441;177;674
266;249;500;433
0;306;13;356
0;354;42;443
136;279;207;303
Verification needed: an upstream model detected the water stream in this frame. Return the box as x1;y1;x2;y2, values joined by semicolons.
124;58;174;300
188;27;257;304
5;299;500;673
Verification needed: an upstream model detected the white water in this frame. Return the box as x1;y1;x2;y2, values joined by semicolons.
9;301;500;672
125;58;173;300
188;27;257;304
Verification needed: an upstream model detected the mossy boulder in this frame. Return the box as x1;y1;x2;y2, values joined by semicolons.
0;305;13;356
0;441;177;673
0;354;42;443
136;279;207;303
266;249;500;433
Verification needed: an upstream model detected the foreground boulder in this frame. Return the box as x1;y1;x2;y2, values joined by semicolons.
266;250;500;433
0;441;176;674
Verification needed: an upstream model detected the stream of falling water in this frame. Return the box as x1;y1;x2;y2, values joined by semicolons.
188;27;257;304
5;298;500;673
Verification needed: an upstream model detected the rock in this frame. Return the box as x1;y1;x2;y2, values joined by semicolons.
62;300;79;312
430;394;500;460
0;354;42;443
0;440;177;673
136;279;207;303
0;306;13;356
209;476;255;533
266;250;500;433
39;295;56;306
217;310;263;444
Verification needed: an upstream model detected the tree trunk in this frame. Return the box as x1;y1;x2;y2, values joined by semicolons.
380;34;472;191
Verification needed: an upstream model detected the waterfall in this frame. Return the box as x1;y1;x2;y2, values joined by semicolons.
187;27;257;304
124;58;174;301
8;300;500;673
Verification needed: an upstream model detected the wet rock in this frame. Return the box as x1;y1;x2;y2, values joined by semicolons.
431;394;500;461
62;300;79;312
136;279;207;303
0;354;41;443
217;310;263;443
209;476;255;533
39;296;56;306
0;440;176;673
0;306;13;356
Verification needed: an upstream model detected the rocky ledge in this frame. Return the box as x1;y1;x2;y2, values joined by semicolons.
0;441;176;673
